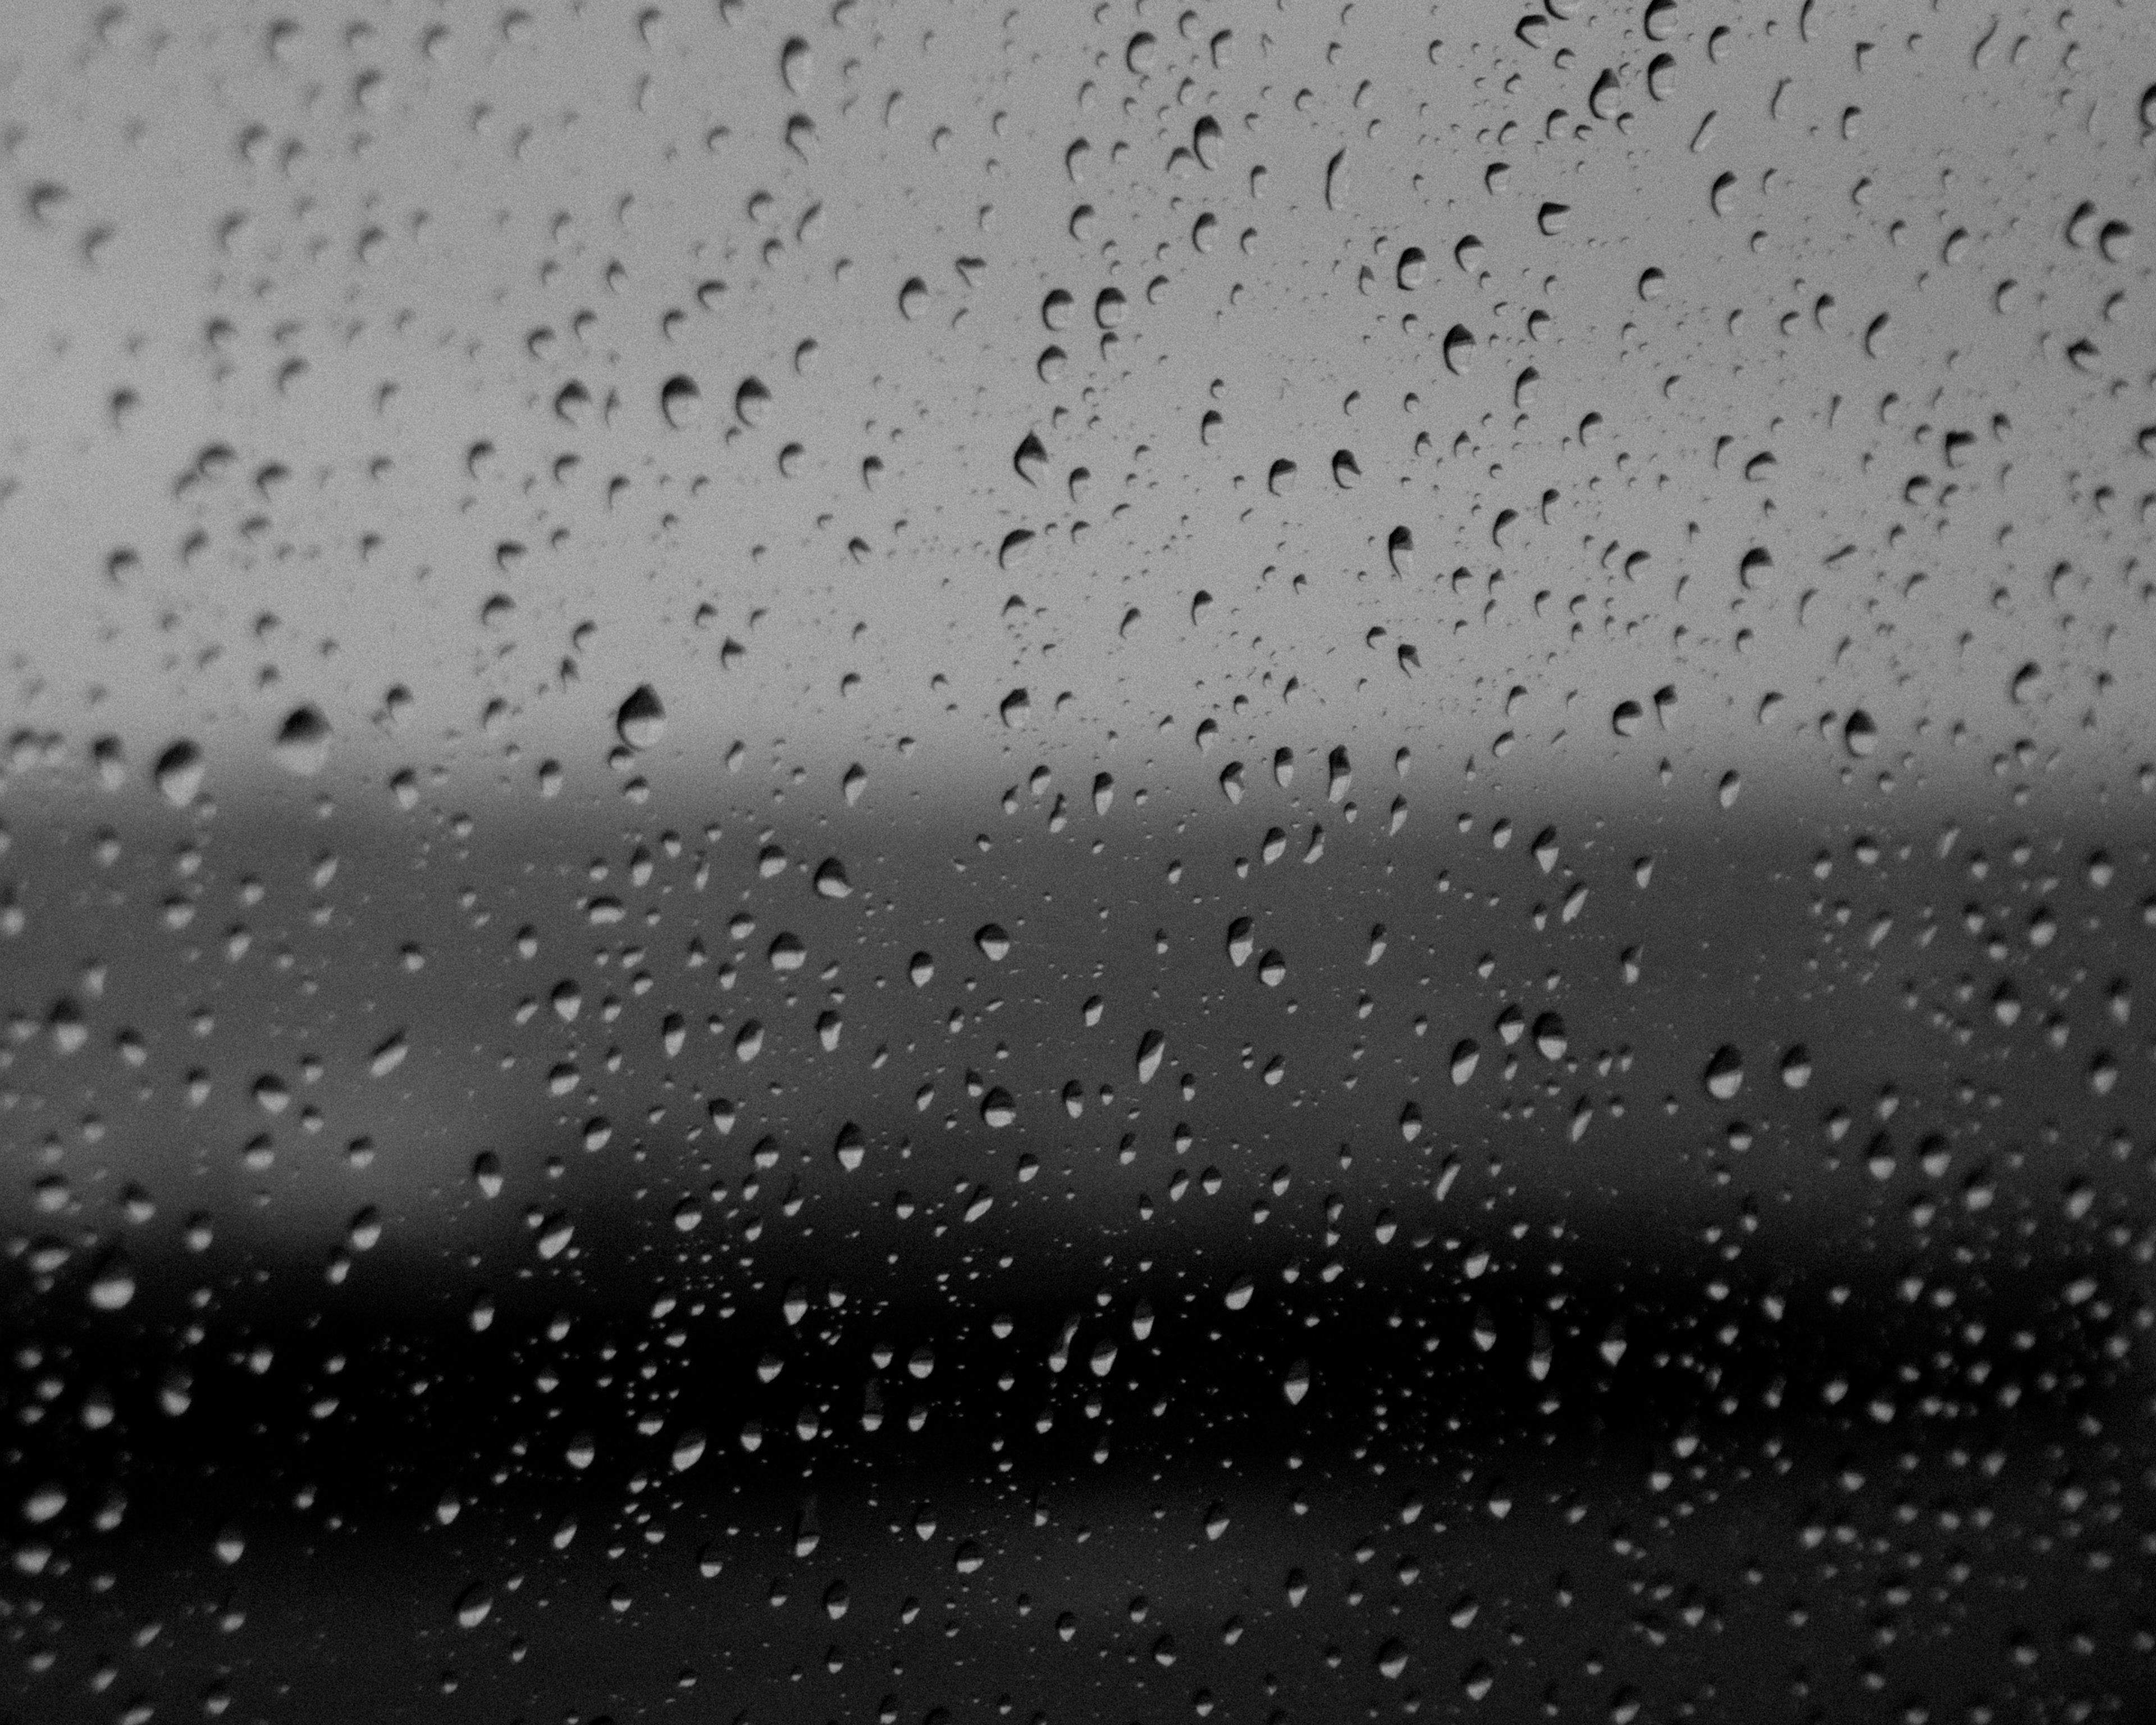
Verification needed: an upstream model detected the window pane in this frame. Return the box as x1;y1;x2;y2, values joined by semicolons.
3;1;2151;1719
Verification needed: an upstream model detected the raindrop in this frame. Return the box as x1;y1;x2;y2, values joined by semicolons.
1702;1044;1744;1101
1226;918;1254;966
87;1252;135;1311
154;741;205;807
659;373;702;428
273;705;332;775
1135;1029;1166;1084
1532;1012;1568;1060
615;684;666;751
779;36;812;93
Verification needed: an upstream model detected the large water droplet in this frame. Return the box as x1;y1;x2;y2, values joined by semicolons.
660;373;702;428
154;741;205;807
779;35;812;93
1702;1044;1744;1101
1135;1028;1166;1083
616;684;666;750
272;704;331;775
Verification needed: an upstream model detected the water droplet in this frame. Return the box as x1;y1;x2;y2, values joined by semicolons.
1226;918;1254;966
1533;1012;1568;1060
21;1484;65;1525
779;35;812;93
272;704;331;775
87;1252;135;1311
154;741;205;807
615;684;666;751
659;373;702;428
1135;1028;1166;1084
1703;1044;1744;1101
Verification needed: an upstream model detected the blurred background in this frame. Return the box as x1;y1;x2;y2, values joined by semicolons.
0;0;2152;1719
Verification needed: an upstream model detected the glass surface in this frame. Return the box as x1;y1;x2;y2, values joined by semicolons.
1;1;2152;1719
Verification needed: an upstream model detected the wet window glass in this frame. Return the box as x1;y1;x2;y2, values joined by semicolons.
3;1;2153;1719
